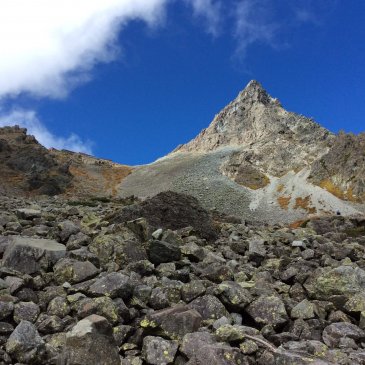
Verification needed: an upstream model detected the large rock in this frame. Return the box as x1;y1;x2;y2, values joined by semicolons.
109;191;218;241
215;324;260;343
14;301;40;323
322;322;365;348
1;236;66;274
181;280;207;303
58;220;80;242
16;208;41;220
54;258;99;284
57;314;120;365
147;240;181;265
142;336;178;365
0;301;14;320
304;265;365;302
291;299;315;320
88;272;132;300
245;294;288;328
180;332;217;359
89;233;147;270
188;295;229;321
186;344;249;365
6;320;46;363
141;305;202;340
216;281;252;311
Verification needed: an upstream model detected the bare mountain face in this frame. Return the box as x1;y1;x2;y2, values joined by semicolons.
174;80;334;187
309;131;365;203
120;81;365;222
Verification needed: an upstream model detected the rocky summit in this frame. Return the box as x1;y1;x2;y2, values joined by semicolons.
0;81;364;364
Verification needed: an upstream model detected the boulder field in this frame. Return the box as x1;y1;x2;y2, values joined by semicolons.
0;191;364;364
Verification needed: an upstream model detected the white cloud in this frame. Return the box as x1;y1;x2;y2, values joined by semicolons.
0;0;168;99
0;109;93;154
0;0;330;153
234;0;278;57
186;0;222;36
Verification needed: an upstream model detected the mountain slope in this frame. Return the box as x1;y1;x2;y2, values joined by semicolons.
119;81;365;222
1;81;363;223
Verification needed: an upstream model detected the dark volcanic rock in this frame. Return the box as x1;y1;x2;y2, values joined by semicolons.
147;240;182;265
186;343;249;365
322;322;365;348
2;236;66;274
188;295;228;321
245;294;289;328
57;314;120;365
142;336;178;365
87;272;132;300
141;305;202;340
108;191;218;241
53;258;99;284
0;184;364;365
6;320;45;364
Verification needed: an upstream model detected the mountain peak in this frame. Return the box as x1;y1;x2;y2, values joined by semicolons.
239;80;274;105
245;79;264;90
173;80;332;155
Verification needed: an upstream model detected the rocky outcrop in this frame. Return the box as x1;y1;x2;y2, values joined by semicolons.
0;126;72;196
0;125;132;198
309;131;365;202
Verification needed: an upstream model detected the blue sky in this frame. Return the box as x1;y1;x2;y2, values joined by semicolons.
0;0;364;164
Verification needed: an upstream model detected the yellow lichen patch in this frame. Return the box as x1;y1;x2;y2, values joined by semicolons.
233;164;270;190
294;196;317;214
140;318;157;328
319;180;358;202
277;196;291;210
276;184;285;193
244;177;271;190
289;219;309;229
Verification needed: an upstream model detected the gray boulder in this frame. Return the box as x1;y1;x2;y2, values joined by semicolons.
181;280;206;303
57;314;120;365
142;336;178;365
186;344;249;365
147;240;181;265
0;301;14;320
180;332;216;359
14;301;40;323
141;305;202;340
2;236;66;274
88;272;132;300
53;258;99;284
216;281;252;311
6;320;45;363
58;220;80;242
304;265;365;302
188;295;229;321
246;294;288;327
322;322;365;348
16;208;41;220
89;233;147;270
